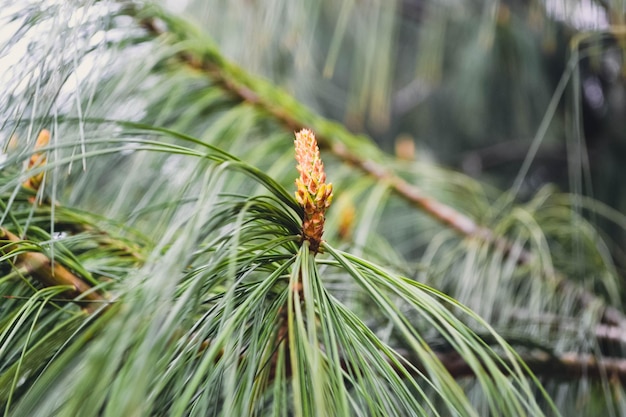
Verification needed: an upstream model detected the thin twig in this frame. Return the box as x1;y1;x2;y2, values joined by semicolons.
394;346;626;384
433;350;626;384
132;9;626;327
509;309;626;351
0;227;106;312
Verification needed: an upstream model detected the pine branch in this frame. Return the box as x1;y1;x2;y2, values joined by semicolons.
125;5;626;327
0;227;106;312
511;309;626;356
396;330;626;384
432;350;626;384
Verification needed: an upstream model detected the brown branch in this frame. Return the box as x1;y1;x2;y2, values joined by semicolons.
595;323;626;347
433;350;626;384
393;345;626;384
508;309;626;353
1;227;106;312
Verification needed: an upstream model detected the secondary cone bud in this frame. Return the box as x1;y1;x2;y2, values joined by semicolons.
23;129;50;192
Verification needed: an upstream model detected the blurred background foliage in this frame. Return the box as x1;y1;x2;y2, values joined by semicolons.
157;0;626;250
1;0;626;415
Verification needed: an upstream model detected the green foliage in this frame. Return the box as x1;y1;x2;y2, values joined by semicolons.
1;1;625;416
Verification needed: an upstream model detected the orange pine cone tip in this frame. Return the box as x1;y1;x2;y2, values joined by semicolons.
294;129;333;252
34;129;50;149
23;129;50;191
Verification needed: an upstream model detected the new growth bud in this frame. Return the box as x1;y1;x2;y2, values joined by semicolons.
294;129;333;253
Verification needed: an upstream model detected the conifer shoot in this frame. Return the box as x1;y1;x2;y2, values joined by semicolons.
294;128;333;253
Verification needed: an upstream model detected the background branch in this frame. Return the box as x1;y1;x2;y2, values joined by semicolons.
397;348;626;384
0;227;106;312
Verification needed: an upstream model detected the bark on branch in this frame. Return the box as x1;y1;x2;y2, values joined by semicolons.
1;227;106;312
431;350;626;384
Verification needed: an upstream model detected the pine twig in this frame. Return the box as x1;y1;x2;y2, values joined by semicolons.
432;350;626;384
0;227;106;312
